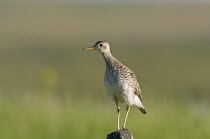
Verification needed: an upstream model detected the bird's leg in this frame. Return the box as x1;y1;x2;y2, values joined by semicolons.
117;105;120;131
114;97;120;131
123;104;130;129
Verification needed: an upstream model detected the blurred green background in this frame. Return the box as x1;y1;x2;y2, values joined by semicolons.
0;1;210;139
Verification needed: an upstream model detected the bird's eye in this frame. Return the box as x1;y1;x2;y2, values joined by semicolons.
99;44;103;47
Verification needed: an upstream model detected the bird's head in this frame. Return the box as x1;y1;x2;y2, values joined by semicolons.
83;41;110;54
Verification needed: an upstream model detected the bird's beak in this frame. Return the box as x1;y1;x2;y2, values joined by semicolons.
83;46;96;50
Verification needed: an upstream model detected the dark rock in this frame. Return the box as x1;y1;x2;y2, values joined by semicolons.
106;129;133;139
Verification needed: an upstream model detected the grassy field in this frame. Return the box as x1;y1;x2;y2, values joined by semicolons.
0;3;210;139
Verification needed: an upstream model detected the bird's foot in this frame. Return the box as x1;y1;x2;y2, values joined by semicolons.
121;127;127;130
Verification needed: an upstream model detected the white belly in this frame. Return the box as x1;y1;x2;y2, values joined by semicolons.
104;80;140;106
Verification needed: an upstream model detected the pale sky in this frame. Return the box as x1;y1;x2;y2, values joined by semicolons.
4;0;210;3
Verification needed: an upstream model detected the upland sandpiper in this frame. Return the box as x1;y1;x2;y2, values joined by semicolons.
83;41;147;130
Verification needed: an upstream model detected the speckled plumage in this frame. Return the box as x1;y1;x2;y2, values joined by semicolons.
84;41;147;130
102;47;146;112
103;52;142;102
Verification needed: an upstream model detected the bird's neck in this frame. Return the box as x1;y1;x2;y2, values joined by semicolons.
102;51;117;67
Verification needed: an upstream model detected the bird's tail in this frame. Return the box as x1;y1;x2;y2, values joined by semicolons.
137;100;147;114
139;107;147;114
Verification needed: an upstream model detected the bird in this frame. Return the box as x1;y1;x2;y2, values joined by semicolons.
83;41;147;130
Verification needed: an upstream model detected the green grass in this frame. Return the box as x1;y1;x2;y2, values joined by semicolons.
0;3;210;139
0;97;210;139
